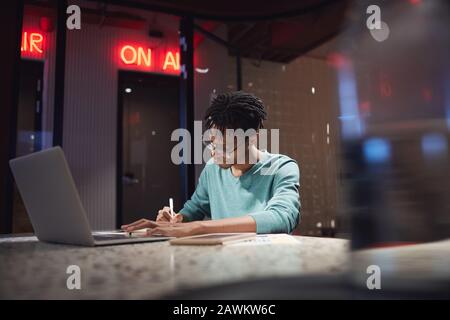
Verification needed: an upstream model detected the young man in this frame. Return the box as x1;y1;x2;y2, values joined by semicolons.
122;91;300;237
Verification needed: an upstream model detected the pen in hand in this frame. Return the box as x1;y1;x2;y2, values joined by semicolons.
169;198;174;220
155;201;183;223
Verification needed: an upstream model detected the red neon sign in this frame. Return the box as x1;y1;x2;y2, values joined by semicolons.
120;45;152;67
21;32;44;55
119;44;180;74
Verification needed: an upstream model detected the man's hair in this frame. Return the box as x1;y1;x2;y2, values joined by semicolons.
204;91;267;131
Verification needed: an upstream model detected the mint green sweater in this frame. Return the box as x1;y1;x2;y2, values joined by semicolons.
179;152;301;234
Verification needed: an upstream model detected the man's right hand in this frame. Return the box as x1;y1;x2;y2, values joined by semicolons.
121;218;159;232
156;206;184;223
120;208;183;232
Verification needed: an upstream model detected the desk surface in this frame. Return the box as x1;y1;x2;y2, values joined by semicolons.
0;235;349;299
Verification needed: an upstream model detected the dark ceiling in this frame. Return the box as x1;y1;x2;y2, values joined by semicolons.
226;2;350;63
111;0;351;63
111;0;349;21
107;0;351;63
26;0;351;63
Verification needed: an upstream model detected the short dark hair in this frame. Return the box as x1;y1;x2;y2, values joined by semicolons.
204;91;267;132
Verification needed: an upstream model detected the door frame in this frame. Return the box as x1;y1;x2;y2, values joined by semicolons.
7;58;44;233
116;70;191;228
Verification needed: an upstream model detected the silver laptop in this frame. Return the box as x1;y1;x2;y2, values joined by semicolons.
9;146;172;246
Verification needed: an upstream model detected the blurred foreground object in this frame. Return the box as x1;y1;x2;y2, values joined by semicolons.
337;0;450;293
337;0;450;249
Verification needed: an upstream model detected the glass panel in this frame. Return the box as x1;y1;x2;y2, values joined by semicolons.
193;18;341;236
60;1;182;229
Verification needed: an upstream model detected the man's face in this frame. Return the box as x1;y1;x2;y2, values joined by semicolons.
205;128;246;168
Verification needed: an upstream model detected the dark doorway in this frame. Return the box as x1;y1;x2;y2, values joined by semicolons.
117;71;183;227
12;59;44;233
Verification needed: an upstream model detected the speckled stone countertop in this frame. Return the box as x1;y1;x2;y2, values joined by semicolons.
0;235;349;299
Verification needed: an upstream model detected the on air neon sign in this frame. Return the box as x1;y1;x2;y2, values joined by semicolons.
19;34;180;73
119;44;180;73
21;32;44;55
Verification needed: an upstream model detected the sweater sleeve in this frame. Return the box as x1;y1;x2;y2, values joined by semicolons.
179;166;211;222
248;160;300;234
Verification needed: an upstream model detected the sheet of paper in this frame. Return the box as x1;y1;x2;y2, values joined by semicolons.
227;234;301;246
